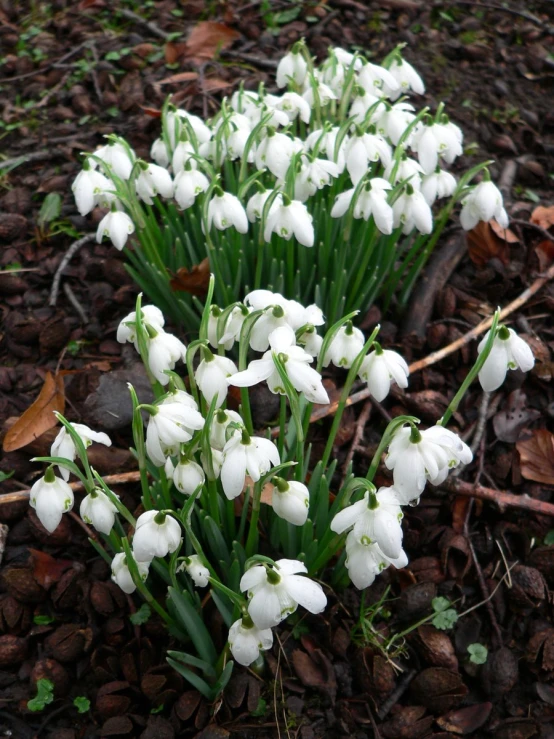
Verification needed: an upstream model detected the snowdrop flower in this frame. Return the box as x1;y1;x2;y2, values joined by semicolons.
72;168;113;216
240;559;327;630
80;489;119;535
385;424;472;502
331;487;404;559
182;555;210;588
173;167;209;210
167;108;211;147
358;345;409;402
375;102;416;145
272;478;310;526
146;329;187;385
111;553;150;595
195;350;238;408
384;156;424;189
209;409;244;450
323;322;365;368
299;325;323;358
477;326;535;392
345;131;392;184
206;191;248;234
135;163;173;205
255;130;296;180
228;617;273;667
275;92;311;123
392;186;433;235
145;398;205;467
51;423;111;481
132;510;181;561
117;305;165;347
385;57;425;100
220;429;280;500
230;88;261;117
277;48;308;88
413;121;463;174
294;156;340;201
331;179;393;234
349;89;385;125
91;140;135;180
247;189;273;222
345;531;408;589
172;140;197;172
264;198;314;247
305;126;347;173
200;447;224;480
358;62;399;98
460;178;509;231
96;210;135;251
29;468;74;533
150;138;170;168
244;291;319;352
172;458;205;495
421;169;457;205
302;80;337;108
230;325;329;404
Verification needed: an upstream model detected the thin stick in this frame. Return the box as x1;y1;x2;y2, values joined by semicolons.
342;399;372;481
119;8;171;40
509;218;554;244
439;477;554;517
49;233;96;307
0;471;142;505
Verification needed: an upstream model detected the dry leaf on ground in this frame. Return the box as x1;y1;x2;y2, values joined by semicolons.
2;372;65;452
531;205;554;230
466;221;518;267
169;258;211;297
516;429;554;485
167;22;240;65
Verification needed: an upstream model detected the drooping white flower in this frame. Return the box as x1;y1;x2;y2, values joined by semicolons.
302;79;337;108
421;169;457;205
358;347;409;402
331;179;393;234
132;510;181;561
460;179;509;231
174;168;209;209
331;487;404;559
29;470;74;533
385;57;425;100
230;325;329;404
477;327;535;392
166;108;212;148
80;489;119;535
274;92;311;123
299;325;323;358
91;141;135;180
145;398;205;467
322;323;365;368
51;423;112;481
146;329;187;385
244;290;321;352
304;126;347;173
172;458;205;495
375;102;416;145
276;49;308;88
96;210;135;251
183;555;210;588
294;156;340;201
228;617;273;667
150;137;170;168
384;156;424;189
272;478;310;526
349;90;385;125
345;131;392;184
358;62;399;98
111;553;150;595
345;531;408;589
195;351;238;408
206;192;248;234
392;186;433;235
135;163;173;205
264;199;314;247
255;131;296;180
72;168;114;216
220;429;280;500
385;424;472;502
412;121;463;174
209;409;244;451
172;140;197;172
117;304;165;348
240;559;327;629
246;189;273;223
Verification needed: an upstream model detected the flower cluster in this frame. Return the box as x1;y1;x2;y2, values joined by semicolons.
71;42;509;327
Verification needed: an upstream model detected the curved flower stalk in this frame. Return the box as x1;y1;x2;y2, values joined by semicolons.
70;42;508;328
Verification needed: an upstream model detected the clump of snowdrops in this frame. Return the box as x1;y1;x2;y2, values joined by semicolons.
28;280;534;698
73;41;508;328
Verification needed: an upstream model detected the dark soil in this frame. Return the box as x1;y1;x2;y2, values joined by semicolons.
1;1;554;737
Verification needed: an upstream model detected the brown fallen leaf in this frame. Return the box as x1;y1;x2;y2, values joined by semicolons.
466;221;517;267
158;71;199;86
184;21;240;63
531;204;554;231
169;258;211;297
516;429;554;485
28;549;75;590
535;239;554;271
3;372;65;452
436;702;492;735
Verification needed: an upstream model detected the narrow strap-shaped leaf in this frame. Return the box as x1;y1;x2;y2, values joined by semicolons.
167;587;218;665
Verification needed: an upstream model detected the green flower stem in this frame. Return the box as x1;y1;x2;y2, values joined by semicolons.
128;385;153;510
439;309;501;427
278;395;287;460
208;479;221;528
309;533;343;575
245;480;262;558
209;578;247;612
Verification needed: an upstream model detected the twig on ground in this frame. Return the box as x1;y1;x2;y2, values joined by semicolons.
445;1;554;34
63;282;89;324
377;668;417;720
509;218;554;243
68;510;98;540
342;400;372;483
49;233;96;307
469;391;491;455
439;477;554;517
0;42;87;83
118;8;171;40
0;149;69;171
30;71;72;110
0;471;142;505
498;159;517;196
221;50;278;70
